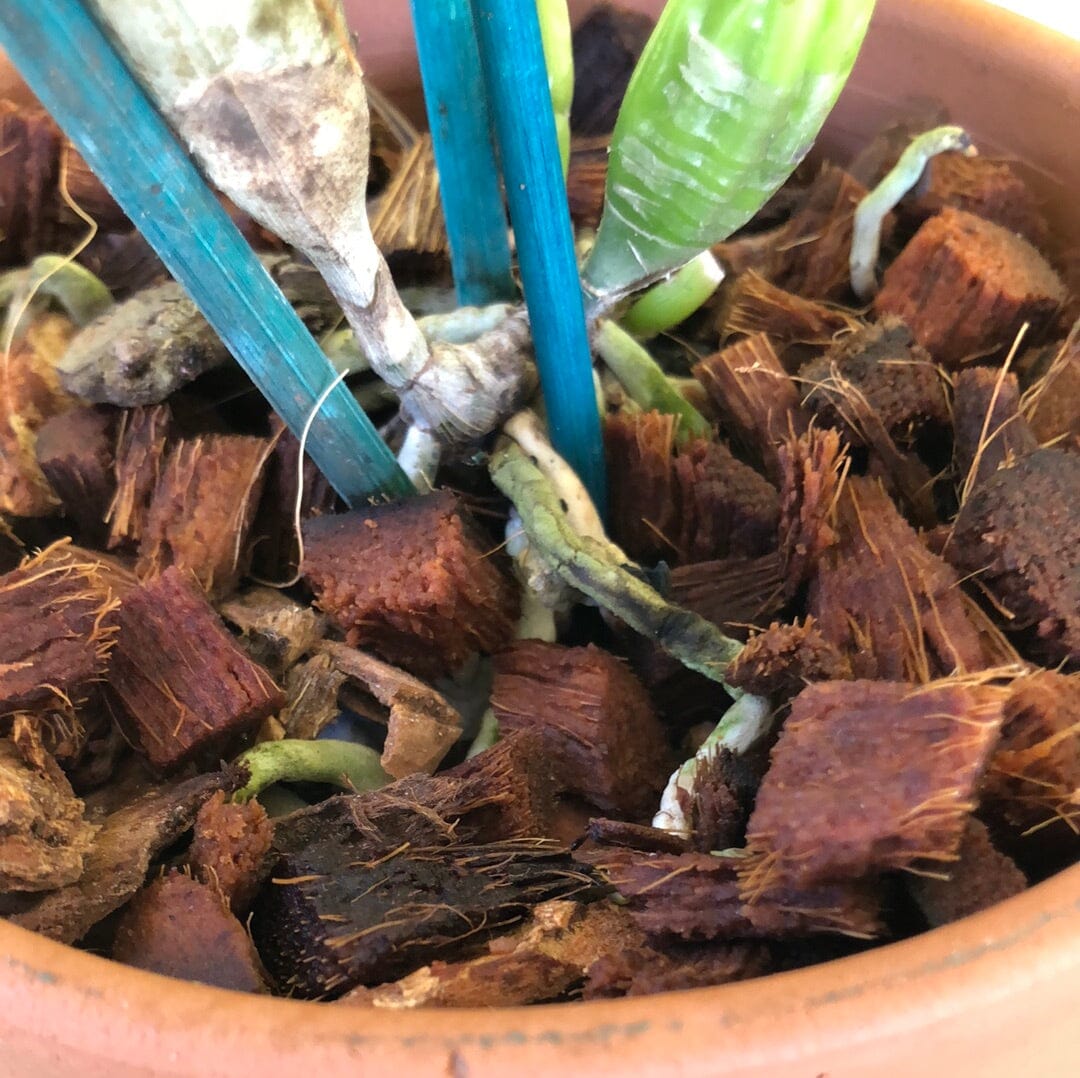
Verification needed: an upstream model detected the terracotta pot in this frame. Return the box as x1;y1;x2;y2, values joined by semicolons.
2;2;1079;1075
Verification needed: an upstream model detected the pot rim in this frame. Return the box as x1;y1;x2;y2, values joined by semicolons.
3;1;1080;1075
3;861;1080;1076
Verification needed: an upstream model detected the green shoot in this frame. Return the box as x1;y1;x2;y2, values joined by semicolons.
583;0;876;305
536;0;574;177
594;319;712;442
620;250;725;337
232;739;389;803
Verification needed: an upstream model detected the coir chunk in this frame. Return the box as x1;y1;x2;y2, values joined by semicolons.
874;208;1066;366
742;679;1004;886
302;492;519;679
948;449;1080;664
106;567;283;771
492;641;672;818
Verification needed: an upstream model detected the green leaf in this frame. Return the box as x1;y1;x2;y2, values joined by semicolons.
583;0;876;299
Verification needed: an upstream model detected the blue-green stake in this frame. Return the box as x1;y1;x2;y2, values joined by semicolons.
409;0;515;306
0;0;412;506
471;0;608;518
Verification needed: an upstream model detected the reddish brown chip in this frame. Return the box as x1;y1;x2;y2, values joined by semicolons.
137;433;275;598
584;940;770;999
493;641;672;818
874;208;1066;366
907;817;1026;928
742;679;1004;887
301;492;519;679
112;871;269;993
693;333;807;482
985;671;1080;836
722;272;861;347
106;404;175;551
726;618;853;702
0;540;120;720
0;101;62;267
777;426;846;595
188;789;273;915
809;478;991;680
584;846;882;940
105;567;283;772
672;438;780;563
773;163;879;301
1022;334;1080;451
566;135;609;230
899;152;1048;246
604;410;679;565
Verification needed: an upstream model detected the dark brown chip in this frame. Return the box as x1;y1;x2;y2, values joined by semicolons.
569;4;655;135
112;871;269;993
273;729;562;856
253;828;606;999
188;789;273;915
800;318;949;445
342;897;645;1008
952;366;1038;493
248;423;338;583
906;817;1026;928
948;449;1080;664
7;770;228;943
726;618;853;702
106;567;283;772
742;679;1004;887
809;478;991;680
34;405;120;546
874;208;1066;366
301;492;519;679
491;640;672;818
584;846;882;941
669;551;786;633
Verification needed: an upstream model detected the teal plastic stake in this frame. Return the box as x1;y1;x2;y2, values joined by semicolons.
471;0;608;518
0;0;412;506
409;0;515;306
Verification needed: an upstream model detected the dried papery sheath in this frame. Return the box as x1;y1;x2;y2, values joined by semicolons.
89;0;537;445
583;0;876;303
